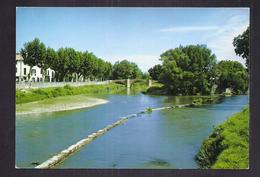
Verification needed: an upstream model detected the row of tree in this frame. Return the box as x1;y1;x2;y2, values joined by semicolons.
148;27;249;95
20;38;145;82
20;26;249;94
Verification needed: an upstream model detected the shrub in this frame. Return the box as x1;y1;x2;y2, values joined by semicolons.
193;98;203;105
145;107;153;113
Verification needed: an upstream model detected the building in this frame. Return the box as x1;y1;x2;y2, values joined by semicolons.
16;53;55;82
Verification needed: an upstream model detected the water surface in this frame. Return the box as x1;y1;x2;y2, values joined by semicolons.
16;92;248;169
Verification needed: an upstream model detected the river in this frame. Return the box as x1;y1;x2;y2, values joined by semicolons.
16;90;248;169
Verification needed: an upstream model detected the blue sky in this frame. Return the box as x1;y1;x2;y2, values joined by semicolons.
16;7;249;72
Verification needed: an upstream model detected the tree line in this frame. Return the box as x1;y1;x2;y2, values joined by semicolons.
20;38;144;82
148;27;249;95
20;26;248;95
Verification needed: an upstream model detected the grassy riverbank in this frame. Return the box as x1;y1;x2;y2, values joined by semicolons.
195;107;249;169
16;83;125;104
16;83;152;114
16;82;153;104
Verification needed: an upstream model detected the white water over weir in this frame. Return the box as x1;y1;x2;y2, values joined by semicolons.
35;103;193;169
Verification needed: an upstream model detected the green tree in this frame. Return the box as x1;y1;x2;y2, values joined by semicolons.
46;47;58;81
148;64;162;80
20;38;47;81
80;51;102;81
159;45;217;95
55;48;72;81
215;60;248;94
103;62;113;80
74;51;84;82
20;39;115;82
142;72;151;80
65;48;80;81
159;60;182;94
112;60;142;79
233;27;249;68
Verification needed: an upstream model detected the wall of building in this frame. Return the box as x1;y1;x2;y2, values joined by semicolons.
16;54;55;82
16;60;31;81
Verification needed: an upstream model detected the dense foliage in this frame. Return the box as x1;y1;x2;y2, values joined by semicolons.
20;38;143;82
112;60;142;79
148;64;162;80
196;107;249;169
147;44;248;95
21;38;47;80
158;45;217;95
214;60;248;94
233;27;249;68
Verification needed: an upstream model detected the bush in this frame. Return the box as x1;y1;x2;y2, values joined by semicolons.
145;107;153;113
193;98;203;105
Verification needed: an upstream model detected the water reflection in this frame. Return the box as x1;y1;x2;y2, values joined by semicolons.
16;94;248;169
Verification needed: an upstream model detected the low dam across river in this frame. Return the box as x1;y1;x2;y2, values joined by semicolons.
35;104;192;169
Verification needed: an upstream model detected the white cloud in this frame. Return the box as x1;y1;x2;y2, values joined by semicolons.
160;26;219;32
101;55;161;72
159;13;249;66
100;14;249;71
204;15;249;65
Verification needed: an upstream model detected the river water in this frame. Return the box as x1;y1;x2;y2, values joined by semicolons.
16;91;248;169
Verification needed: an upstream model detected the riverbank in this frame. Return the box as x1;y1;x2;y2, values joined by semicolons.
195;107;249;169
16;82;151;115
16;95;108;115
16;82;152;104
144;84;234;105
16;83;125;104
144;85;243;97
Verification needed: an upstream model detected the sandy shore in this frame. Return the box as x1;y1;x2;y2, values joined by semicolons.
16;95;108;115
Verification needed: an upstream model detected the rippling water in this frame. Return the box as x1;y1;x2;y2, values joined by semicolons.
16;92;248;169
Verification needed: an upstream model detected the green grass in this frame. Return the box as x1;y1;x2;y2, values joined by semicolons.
16;83;125;104
195;107;249;169
16;82;153;104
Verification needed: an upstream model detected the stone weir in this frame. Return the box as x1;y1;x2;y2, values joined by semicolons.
35;103;193;169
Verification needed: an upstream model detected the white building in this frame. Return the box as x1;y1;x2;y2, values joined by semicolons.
16;53;55;82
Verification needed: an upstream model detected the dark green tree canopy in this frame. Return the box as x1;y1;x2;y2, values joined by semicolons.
214;60;248;94
233;27;249;68
158;45;217;95
20;38;47;69
112;60;142;79
20;38;117;82
148;64;162;80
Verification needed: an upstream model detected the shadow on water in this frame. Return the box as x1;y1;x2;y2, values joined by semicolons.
140;158;174;169
108;158;174;169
